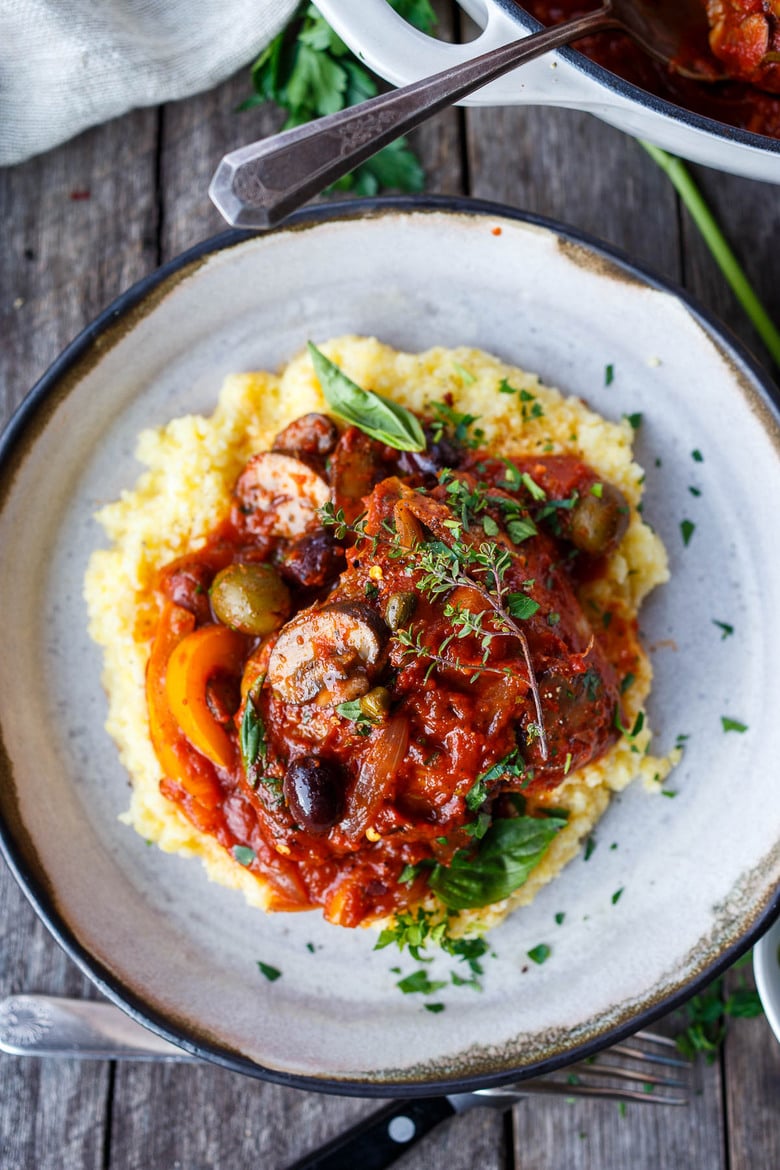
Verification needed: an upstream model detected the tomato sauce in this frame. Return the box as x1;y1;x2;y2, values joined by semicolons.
146;417;644;926
527;0;780;138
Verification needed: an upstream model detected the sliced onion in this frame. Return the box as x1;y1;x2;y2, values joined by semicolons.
341;715;409;840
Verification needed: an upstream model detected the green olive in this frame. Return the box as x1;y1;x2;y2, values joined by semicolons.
568;483;629;556
360;686;392;721
210;563;291;636
383;591;417;630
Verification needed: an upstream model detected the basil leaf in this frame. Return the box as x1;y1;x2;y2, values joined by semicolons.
308;343;426;452
429;816;566;910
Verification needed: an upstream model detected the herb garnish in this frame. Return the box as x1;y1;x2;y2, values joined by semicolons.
243;1;434;197
428;816;566;910
257;961;282;982
527;943;551;965
232;845;256;867
397;970;447;995
680;519;696;546
721;716;748;733
308;343;426;452
712;620;734;639
672;956;763;1061
240;685;266;771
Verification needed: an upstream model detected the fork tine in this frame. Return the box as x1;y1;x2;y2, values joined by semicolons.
608;1041;689;1068
608;1028;688;1068
633;1029;679;1048
563;1061;687;1088
488;1080;688;1106
470;1028;692;1109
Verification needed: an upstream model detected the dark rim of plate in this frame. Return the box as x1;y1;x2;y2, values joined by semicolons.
493;0;780;155
0;195;779;1098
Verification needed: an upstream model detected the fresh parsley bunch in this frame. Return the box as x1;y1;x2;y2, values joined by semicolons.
243;0;437;195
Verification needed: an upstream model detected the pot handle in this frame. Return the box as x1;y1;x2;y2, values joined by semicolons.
314;0;520;86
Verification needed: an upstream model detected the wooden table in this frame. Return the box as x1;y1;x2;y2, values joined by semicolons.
2;5;779;1167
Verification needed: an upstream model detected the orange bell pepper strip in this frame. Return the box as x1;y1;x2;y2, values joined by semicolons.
164;622;247;770
146;602;221;807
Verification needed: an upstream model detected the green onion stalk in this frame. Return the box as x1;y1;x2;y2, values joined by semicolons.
641;142;780;371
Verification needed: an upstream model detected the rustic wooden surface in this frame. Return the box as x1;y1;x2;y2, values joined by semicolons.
1;3;780;1167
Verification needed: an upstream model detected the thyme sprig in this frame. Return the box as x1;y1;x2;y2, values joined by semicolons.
320;478;549;758
400;527;548;760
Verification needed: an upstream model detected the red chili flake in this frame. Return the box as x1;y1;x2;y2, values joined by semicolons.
491;226;502;236
69;189;91;201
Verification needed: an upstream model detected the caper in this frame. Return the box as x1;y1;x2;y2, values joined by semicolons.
210;562;291;635
283;757;344;833
359;686;392;722
568;483;629;556
384;590;417;630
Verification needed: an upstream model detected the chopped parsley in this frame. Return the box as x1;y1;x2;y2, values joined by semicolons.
680;519;696;546
691;449;704;462
555;912;565;925
624;412;643;430
721;717;748;733
507;592;541;619
425;1003;446;1013
243;1;433;196
712;620;734;639
232;845;256;867
257;962;282;982
396;970;447;995
605;363;615;386
611;887;624;905
527;943;551;965
453;361;476;385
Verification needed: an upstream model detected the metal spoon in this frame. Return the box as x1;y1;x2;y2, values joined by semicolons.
209;0;722;230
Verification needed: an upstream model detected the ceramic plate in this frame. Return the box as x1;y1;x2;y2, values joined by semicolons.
1;198;779;1094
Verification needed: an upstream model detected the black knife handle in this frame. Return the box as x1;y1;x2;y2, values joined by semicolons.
287;1096;457;1170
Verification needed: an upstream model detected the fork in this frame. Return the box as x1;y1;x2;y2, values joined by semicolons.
287;1031;690;1170
0;997;689;1170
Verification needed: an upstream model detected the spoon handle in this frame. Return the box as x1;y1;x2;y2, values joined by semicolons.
209;8;614;229
0;994;197;1061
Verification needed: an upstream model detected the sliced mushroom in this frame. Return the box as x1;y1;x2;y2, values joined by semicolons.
232;452;330;540
267;601;388;705
272;413;339;459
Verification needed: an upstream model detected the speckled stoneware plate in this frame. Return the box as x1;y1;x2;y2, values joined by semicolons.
1;198;779;1095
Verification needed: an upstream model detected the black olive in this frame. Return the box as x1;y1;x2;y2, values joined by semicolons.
283;757;345;833
395;430;464;478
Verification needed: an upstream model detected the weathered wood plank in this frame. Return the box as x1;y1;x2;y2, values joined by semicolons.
723;963;780;1170
0;108;160;1170
465;105;682;283
511;1055;725;1170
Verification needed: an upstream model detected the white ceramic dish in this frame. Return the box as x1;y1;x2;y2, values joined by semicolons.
315;0;780;184
1;198;779;1094
754;918;780;1044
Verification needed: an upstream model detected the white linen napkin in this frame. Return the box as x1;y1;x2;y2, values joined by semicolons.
0;0;299;165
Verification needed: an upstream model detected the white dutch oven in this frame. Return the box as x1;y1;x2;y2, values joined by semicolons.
315;0;780;184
